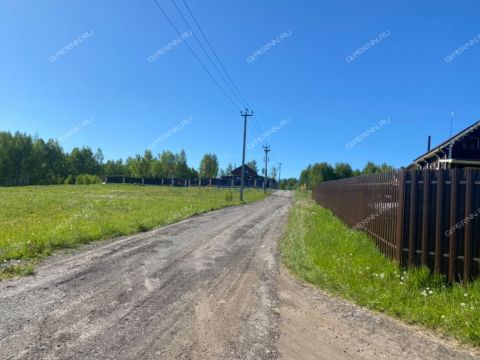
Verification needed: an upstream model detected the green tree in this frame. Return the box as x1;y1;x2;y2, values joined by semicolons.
334;162;353;179
362;161;379;175
309;162;335;186
67;147;100;176
299;165;311;188
246;160;258;173
199;153;219;178
174;149;190;178
155;150;176;178
362;162;394;175
104;159;126;175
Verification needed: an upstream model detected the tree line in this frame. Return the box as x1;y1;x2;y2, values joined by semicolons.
0;131;253;186
299;161;394;189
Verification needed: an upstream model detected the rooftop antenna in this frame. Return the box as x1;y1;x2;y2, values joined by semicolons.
450;112;454;137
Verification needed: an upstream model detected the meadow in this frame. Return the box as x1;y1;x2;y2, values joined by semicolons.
281;191;480;347
0;184;266;278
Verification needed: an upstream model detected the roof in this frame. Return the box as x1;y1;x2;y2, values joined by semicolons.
231;164;258;176
412;120;480;164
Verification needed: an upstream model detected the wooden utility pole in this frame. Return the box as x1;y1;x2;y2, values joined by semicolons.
240;109;253;201
278;162;282;189
263;145;271;193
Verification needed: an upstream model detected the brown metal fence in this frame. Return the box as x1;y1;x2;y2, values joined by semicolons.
312;169;480;282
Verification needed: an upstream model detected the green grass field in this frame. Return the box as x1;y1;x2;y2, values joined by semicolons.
0;184;267;278
281;191;480;347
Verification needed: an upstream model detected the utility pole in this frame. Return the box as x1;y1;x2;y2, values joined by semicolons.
240;108;253;202
263;145;271;193
278;162;282;189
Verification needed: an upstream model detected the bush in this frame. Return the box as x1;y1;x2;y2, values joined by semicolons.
224;191;233;202
64;175;75;185
75;174;101;185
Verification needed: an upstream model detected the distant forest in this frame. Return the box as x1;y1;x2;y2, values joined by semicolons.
0;131;224;186
298;161;395;189
0;131;394;187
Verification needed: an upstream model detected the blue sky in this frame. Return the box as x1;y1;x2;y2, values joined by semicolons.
1;0;479;178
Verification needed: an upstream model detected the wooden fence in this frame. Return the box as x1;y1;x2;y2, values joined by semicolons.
312;169;480;282
103;175;275;189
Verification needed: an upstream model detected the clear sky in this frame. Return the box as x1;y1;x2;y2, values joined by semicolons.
1;0;479;178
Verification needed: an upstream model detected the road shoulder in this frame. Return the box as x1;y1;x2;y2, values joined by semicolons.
278;268;480;360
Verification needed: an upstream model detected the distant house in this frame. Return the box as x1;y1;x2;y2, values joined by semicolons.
411;121;480;170
222;165;276;188
230;164;258;180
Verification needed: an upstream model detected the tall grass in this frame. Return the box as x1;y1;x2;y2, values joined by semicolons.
280;191;480;347
0;185;266;274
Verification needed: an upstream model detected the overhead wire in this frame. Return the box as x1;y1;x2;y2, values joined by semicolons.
171;0;248;109
152;0;243;111
179;0;251;109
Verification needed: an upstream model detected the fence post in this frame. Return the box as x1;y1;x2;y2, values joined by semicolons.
122;176;125;184
395;170;406;264
449;168;459;282
421;170;430;266
408;170;418;267
434;170;445;274
142;178;145;186
464;168;473;282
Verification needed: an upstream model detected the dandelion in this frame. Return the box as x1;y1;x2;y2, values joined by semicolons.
441;315;446;319
464;293;468;297
461;303;466;307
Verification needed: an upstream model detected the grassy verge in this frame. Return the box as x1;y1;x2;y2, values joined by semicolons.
0;184;266;278
280;191;480;347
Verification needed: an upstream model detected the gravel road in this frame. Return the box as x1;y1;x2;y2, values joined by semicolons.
0;191;477;359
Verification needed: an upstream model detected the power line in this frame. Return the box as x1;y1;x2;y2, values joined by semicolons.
152;0;242;111
247;118;262;150
170;0;247;108
251;113;265;145
180;0;251;108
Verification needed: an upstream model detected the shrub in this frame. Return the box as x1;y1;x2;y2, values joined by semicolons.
64;175;75;185
75;174;101;185
224;191;233;202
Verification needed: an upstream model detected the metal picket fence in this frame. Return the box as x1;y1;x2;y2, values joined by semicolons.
313;169;480;282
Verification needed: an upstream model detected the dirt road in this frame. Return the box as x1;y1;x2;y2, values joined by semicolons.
0;191;477;359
